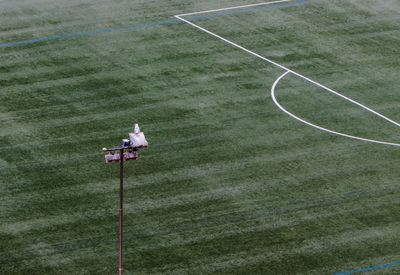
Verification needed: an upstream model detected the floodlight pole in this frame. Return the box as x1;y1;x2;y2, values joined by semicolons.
103;124;148;275
118;149;124;275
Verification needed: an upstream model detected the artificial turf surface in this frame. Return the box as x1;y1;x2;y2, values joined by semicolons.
0;0;399;274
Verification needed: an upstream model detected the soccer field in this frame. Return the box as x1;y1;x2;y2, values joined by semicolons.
1;0;400;274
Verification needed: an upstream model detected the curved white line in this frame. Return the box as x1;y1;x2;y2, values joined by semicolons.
176;1;400;146
175;15;400;130
271;71;400;147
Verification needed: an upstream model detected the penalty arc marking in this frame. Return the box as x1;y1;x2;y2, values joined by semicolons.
175;0;400;147
271;71;400;147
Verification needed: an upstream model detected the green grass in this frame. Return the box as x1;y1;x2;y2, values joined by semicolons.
1;0;400;274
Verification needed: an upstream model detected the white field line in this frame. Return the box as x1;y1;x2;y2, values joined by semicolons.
176;0;290;17
175;14;400;129
175;0;400;146
271;71;400;147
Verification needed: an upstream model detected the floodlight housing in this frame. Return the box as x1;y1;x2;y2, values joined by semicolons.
129;124;148;149
121;139;130;147
105;151;138;163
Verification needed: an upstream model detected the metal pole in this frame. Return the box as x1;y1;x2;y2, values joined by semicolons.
103;125;148;274
118;149;124;275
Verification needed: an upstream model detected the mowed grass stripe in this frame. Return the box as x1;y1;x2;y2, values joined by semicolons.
3;42;268;104
5;187;398;240
3;187;397;255
0;0;189;41
4;164;398;228
2;130;398;201
0;40;271;123
10;212;396;274
0;60;271;122
2;198;396;274
1;77;270;126
147;223;400;274
2;140;398;230
2;135;397;206
3;206;399;267
2;187;396;268
0;124;377;183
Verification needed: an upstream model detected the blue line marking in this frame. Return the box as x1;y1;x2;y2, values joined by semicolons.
0;0;305;48
0;18;177;48
335;261;400;275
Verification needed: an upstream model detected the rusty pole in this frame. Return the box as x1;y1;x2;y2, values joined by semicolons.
118;149;124;275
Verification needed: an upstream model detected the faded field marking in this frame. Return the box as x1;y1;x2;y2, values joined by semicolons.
175;0;400;147
335;261;400;275
0;0;298;48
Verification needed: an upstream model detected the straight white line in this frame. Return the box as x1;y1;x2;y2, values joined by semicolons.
175;15;290;71
175;8;400;129
176;0;290;17
271;71;400;147
290;72;400;128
